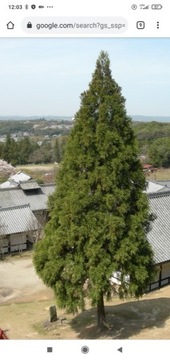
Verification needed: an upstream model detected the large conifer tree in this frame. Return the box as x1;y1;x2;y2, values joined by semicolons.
33;51;154;328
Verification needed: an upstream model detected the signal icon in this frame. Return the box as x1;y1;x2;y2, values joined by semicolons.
140;4;149;9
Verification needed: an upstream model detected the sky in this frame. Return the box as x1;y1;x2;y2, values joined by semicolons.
0;37;170;117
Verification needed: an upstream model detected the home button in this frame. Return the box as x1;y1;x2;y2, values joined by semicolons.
7;21;15;29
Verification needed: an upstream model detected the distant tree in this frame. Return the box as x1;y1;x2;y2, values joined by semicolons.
0;143;3;158
41;141;53;163
148;137;170;167
2;133;12;163
28;147;44;164
10;140;19;166
28;141;53;164
17;137;32;164
60;135;68;159
53;136;68;163
33;51;155;328
54;138;61;163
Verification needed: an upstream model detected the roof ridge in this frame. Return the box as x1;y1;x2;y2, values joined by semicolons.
20;179;38;183
148;190;170;198
41;183;55;186
0;203;30;211
0;187;21;192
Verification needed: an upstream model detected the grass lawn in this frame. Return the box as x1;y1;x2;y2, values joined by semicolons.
146;168;170;181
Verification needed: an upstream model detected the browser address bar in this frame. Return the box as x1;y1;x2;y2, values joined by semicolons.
22;17;128;35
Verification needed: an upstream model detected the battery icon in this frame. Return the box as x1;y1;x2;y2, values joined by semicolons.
151;4;163;9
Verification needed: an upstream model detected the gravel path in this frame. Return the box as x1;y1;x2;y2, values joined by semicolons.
0;256;52;303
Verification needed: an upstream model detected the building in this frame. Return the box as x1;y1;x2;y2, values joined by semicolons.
147;190;170;290
0;170;31;189
0;182;55;218
145;180;167;194
1;175;170;294
0;204;39;254
0;182;55;255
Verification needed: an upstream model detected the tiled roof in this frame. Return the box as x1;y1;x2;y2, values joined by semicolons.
148;191;170;264
10;171;31;183
25;190;49;211
143;164;153;169
20;180;40;190
0;188;27;208
1;180;169;266
0;171;31;188
25;184;55;211
156;181;170;189
41;184;56;195
145;181;165;194
0;184;55;211
0;179;18;188
0;204;39;235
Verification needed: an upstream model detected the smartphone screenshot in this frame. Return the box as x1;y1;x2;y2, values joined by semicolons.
0;1;170;358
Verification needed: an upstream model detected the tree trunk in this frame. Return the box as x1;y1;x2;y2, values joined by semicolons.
97;292;106;328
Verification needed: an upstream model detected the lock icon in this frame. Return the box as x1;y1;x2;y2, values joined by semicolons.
27;22;32;29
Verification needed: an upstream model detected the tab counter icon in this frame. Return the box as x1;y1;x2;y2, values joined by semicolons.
136;21;145;29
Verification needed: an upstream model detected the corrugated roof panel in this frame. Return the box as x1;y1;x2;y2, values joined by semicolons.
0;180;18;189
145;181;165;194
0;188;27;208
0;184;55;211
20;181;40;190
148;192;170;264
41;184;55;195
10;171;31;183
0;204;39;235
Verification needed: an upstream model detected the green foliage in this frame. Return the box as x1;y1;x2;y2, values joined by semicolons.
0;174;9;184
148;137;170;167
133;121;170;141
0;132;68;166
54;138;61;163
1;135;37;166
33;51;155;323
17;137;33;164
132;121;170;161
53;136;68;163
2;119;170;168
0;119;73;137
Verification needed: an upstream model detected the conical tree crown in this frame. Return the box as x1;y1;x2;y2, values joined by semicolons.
64;51;145;193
